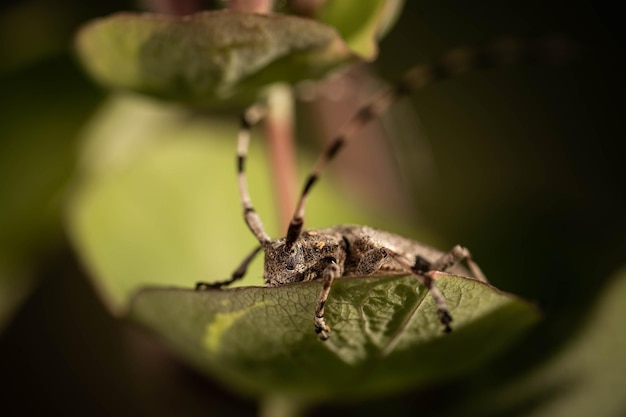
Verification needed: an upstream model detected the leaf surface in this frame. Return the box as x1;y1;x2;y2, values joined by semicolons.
313;0;405;58
130;274;538;401
75;11;359;108
67;94;386;313
453;267;626;417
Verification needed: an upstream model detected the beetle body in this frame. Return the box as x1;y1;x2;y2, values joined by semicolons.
263;225;473;287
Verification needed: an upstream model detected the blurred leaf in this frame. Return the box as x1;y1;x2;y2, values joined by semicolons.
0;261;32;333
454;266;626;417
75;11;360;108
67;94;262;313
130;274;537;401
67;94;388;314
0;55;102;331
314;0;405;59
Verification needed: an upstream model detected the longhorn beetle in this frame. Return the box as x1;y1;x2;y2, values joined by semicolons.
196;36;576;340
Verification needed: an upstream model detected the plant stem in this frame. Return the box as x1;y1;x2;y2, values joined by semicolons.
264;85;298;232
227;0;274;13
259;395;307;417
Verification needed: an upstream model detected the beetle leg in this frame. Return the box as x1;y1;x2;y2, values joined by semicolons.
314;259;341;341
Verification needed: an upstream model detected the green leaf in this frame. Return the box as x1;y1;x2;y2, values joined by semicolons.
75;11;359;108
454;266;626;417
129;274;537;401
314;0;405;59
68;93;536;403
0;55;102;331
67;94;390;314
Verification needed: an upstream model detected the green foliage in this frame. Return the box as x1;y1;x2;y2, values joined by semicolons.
68;4;539;406
0;56;102;330
68;97;537;403
5;2;623;417
452;267;626;417
75;11;359;108
313;0;405;58
67;94;380;313
130;274;537;402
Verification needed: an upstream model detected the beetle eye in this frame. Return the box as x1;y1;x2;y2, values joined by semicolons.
285;256;296;270
285;246;299;270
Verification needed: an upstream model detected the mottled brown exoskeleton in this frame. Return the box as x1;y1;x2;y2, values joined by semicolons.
196;36;576;340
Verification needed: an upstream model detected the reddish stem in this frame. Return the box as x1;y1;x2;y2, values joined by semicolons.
263;88;298;232
227;0;273;13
